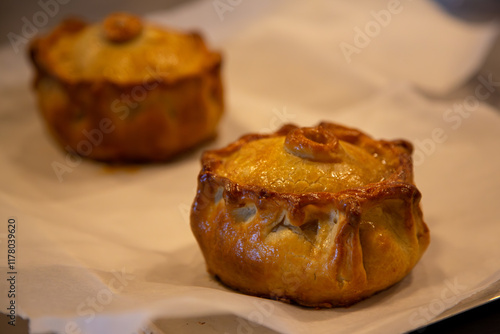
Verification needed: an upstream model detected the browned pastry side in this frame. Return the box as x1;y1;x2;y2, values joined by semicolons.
191;122;430;307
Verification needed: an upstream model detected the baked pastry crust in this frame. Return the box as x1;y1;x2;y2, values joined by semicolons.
29;13;223;162
191;122;430;307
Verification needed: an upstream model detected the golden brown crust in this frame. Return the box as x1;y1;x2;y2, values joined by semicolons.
28;14;224;163
190;122;429;307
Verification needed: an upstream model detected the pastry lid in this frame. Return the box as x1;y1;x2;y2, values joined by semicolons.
206;122;414;194
30;13;221;84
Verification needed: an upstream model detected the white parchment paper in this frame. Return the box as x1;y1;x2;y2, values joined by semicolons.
1;0;500;333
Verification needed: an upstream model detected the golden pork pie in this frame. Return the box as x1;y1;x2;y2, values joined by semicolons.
29;13;223;162
191;122;430;307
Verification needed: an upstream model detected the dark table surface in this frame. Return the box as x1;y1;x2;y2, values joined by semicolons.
408;298;500;334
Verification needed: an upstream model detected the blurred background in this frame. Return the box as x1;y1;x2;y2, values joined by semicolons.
2;0;500;44
1;0;500;105
0;0;193;46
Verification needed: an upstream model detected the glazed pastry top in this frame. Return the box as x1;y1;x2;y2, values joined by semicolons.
37;13;218;83
217;124;402;193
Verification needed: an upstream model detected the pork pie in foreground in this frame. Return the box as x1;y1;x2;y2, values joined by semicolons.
190;122;430;307
29;13;223;162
